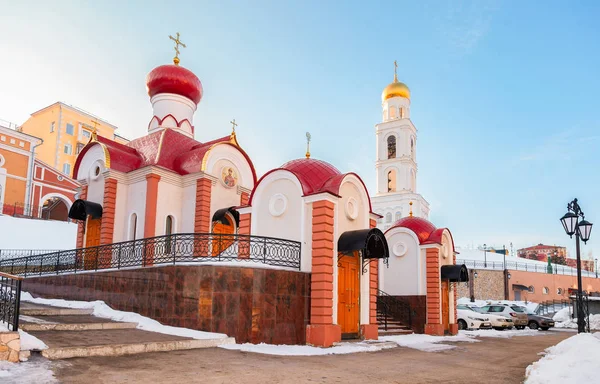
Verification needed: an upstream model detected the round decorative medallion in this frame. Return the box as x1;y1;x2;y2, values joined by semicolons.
57;175;64;181
0;154;5;167
345;197;359;220
268;193;288;217
392;241;407;257
220;166;238;189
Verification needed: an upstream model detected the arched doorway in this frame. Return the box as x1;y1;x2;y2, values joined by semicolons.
41;197;70;221
211;208;238;257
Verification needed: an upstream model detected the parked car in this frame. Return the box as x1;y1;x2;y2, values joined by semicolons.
457;305;492;330
457;304;513;330
519;307;555;330
479;304;529;329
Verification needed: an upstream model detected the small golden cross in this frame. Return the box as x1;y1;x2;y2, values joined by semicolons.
393;60;398;81
230;119;238;134
305;132;311;159
169;32;187;65
90;119;100;141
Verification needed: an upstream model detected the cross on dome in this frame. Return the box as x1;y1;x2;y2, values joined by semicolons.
305;132;311;159
169;32;186;65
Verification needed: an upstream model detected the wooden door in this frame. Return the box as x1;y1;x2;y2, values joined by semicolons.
84;217;101;270
337;251;360;337
211;216;235;257
442;280;450;332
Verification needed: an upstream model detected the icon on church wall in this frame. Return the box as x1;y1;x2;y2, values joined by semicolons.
221;167;238;188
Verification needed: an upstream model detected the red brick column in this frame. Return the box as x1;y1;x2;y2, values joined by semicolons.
76;185;88;249
194;178;212;257
98;178;118;268
449;251;459;335
240;191;250;206
361;218;379;340
306;200;341;347
238;212;251;259
143;174;161;266
424;248;443;335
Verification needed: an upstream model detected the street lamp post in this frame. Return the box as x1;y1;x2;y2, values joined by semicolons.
560;198;593;334
483;243;487;268
596;258;598;279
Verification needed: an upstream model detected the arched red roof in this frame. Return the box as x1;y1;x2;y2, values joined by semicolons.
388;216;437;244
279;158;341;195
146;64;203;104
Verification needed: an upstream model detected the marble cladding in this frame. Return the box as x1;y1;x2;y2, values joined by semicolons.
23;265;311;345
390;295;427;334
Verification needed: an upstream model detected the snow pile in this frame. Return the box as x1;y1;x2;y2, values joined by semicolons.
525;332;600;384
463;328;544;338
380;333;478;352
0;357;58;383
21;292;229;340
0;322;47;352
0;215;76;251
221;341;396;356
553;307;600;330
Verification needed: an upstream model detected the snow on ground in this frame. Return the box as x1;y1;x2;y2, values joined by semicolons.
525;332;600;384
553;307;600;330
0;215;76;251
380;333;478;352
458;297;539;313
463;328;545;338
1;321;48;352
0;356;58;384
220;341;396;356
21;292;229;341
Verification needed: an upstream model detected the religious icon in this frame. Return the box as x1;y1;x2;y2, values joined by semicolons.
221;167;238;188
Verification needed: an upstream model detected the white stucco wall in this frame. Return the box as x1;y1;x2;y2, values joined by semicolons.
155;180;183;236
125;180;147;240
203;144;255;191
112;180;128;243
149;93;196;136
75;144;106;181
381;228;421;295
181;183;196;233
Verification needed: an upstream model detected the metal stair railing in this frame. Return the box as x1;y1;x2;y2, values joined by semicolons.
376;289;412;330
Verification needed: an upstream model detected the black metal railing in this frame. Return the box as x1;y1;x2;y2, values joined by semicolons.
0;249;63;260
535;300;570;316
0;201;74;223
457;259;598;278
0;272;22;331
0;233;301;277
376;289;412;330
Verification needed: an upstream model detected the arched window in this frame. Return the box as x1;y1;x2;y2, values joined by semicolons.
129;213;137;240
166;215;174;236
389;107;396;119
385;213;392;223
400;107;404;118
410;137;415;158
528;285;535;293
387;169;396;192
387;136;396;159
557;287;563;295
543;287;549;295
395;211;401;221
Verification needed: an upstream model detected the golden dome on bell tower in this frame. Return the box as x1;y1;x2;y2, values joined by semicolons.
381;61;411;102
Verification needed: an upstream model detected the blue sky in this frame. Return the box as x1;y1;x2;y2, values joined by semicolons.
1;0;599;262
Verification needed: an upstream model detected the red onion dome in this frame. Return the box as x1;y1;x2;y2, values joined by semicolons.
146;64;203;104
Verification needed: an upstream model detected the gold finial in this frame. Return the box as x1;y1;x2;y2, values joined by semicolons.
169;32;186;65
409;201;413;217
90;119;100;142
305;132;311;158
393;60;398;82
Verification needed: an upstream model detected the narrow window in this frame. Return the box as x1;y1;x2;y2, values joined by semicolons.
387;169;396;192
165;215;174;253
50;122;55;132
395;211;401;221
387;135;396;159
62;163;71;175
66;123;74;135
64;143;72;155
385;213;392;223
411;137;415;158
129;213;137;240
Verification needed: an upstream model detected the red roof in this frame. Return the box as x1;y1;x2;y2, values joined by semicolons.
73;130;256;182
387;216;455;251
146;64;203;104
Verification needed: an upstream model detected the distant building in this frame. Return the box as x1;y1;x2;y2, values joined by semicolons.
0;121;79;220
517;243;593;272
19;102;129;177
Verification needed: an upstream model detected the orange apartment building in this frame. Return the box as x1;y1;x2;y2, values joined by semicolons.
19;102;129;178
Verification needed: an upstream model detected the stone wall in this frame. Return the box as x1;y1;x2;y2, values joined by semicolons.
456;269;505;301
0;332;20;362
23;265;310;345
390;295;426;334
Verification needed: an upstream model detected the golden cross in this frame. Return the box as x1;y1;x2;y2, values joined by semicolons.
393;60;398;81
90;119;100;141
230;119;238;134
305;132;311;159
169;32;186;65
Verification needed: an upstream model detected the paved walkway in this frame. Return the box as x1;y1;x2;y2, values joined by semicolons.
49;331;572;383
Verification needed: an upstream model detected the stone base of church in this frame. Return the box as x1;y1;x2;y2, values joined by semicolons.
360;324;378;340
424;323;444;336
305;324;341;347
448;323;458;335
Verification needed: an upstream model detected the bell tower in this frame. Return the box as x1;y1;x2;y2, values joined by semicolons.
372;62;430;230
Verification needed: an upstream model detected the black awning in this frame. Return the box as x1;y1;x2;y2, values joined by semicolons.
512;284;529;291
441;264;469;282
212;207;240;226
338;228;389;260
68;199;103;221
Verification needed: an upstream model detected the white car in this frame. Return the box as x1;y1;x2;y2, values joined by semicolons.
457;304;492;330
458;304;513;330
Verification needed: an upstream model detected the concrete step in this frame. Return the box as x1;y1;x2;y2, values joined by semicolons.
26;329;235;359
20;302;93;316
20;314;138;332
378;329;414;336
378;325;410;331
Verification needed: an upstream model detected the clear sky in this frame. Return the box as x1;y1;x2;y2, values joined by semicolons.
1;0;599;262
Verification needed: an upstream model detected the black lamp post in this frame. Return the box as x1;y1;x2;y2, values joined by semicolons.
596;258;598;279
483;243;487;268
560;198;593;333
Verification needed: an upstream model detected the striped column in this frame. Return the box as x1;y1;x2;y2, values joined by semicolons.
424;247;443;335
75;185;88;249
143;174;161;266
238;212;251;259
361;218;379;340
193;178;212;258
98;179;117;268
306;200;341;347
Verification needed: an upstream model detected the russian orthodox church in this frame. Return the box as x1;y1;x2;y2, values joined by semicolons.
372;63;430;231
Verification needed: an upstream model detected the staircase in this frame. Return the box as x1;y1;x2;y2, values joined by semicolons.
19;302;234;360
377;290;413;336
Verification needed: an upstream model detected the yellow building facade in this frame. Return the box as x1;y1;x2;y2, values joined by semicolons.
20;102;129;177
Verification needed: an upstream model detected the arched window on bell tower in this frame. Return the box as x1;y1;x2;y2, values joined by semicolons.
410;137;415;159
387;169;396;192
387;135;396;159
400;107;404;118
